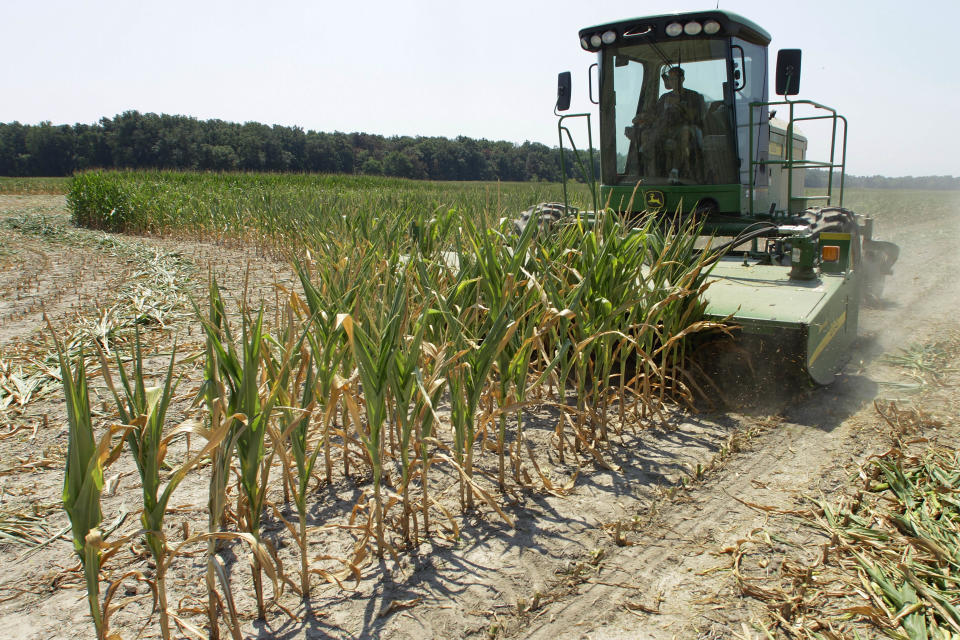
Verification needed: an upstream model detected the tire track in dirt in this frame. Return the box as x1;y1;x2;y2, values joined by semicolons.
0;236;119;351
518;398;876;639
0;198;132;354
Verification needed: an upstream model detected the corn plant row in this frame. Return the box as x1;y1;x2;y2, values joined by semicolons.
58;173;728;638
0;176;71;195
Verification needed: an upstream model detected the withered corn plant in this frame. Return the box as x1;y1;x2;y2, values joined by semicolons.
198;285;287;620
530;217;599;462
411;355;448;539
230;307;278;619
193;277;243;640
263;297;320;599
52;330;110;640
575;212;650;441
523;236;577;465
385;307;429;544
643;217;724;406
436;282;517;512
341;266;409;557
293;259;352;485
96;330;181;640
462;214;544;489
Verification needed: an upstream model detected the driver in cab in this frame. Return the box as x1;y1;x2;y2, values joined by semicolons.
629;66;706;181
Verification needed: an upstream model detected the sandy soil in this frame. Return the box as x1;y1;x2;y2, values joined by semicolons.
0;192;957;640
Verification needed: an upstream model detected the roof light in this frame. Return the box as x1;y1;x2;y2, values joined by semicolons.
601;30;617;45
703;19;721;35
684;21;703;36
590;34;602;48
665;22;683;37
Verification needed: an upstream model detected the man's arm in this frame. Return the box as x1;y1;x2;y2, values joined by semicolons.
634;94;668;129
696;93;707;127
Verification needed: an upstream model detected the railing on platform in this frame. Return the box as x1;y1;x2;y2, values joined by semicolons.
748;99;848;216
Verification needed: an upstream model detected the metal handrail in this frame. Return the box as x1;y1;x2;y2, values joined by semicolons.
748;99;847;216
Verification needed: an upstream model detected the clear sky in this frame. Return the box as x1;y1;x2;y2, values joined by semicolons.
3;0;957;177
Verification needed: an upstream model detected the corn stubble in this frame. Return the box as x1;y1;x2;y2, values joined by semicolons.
59;172;731;638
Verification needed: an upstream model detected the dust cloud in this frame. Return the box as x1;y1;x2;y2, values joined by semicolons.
852;190;960;362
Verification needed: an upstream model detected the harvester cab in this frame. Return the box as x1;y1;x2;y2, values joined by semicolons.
540;10;899;384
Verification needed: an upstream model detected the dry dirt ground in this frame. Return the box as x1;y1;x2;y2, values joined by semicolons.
0;192;957;640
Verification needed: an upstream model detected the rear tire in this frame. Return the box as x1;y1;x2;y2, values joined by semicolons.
514;202;578;235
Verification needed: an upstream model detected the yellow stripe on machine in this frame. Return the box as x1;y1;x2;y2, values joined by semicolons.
809;310;846;366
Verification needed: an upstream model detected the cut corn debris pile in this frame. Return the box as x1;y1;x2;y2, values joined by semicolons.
0;510;48;547
730;404;960;639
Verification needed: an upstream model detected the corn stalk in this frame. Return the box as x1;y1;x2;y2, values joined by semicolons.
51;326;112;640
340;266;408;557
96;330;181;640
198;290;287;620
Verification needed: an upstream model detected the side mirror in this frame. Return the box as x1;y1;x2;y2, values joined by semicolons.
775;49;802;96
556;71;571;111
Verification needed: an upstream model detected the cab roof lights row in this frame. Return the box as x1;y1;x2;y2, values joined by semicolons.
581;18;722;51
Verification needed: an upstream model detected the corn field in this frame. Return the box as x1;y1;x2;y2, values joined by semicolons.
55;170;731;638
67;171;575;241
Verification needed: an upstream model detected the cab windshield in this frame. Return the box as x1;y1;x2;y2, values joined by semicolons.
601;38;739;186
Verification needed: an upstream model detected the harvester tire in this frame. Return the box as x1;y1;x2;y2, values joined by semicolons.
514;202;579;235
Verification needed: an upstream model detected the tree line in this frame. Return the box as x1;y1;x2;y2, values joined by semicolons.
3;112;953;187
0;111;584;182
805;170;959;190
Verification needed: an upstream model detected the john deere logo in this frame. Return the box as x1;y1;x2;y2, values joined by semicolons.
644;190;665;211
